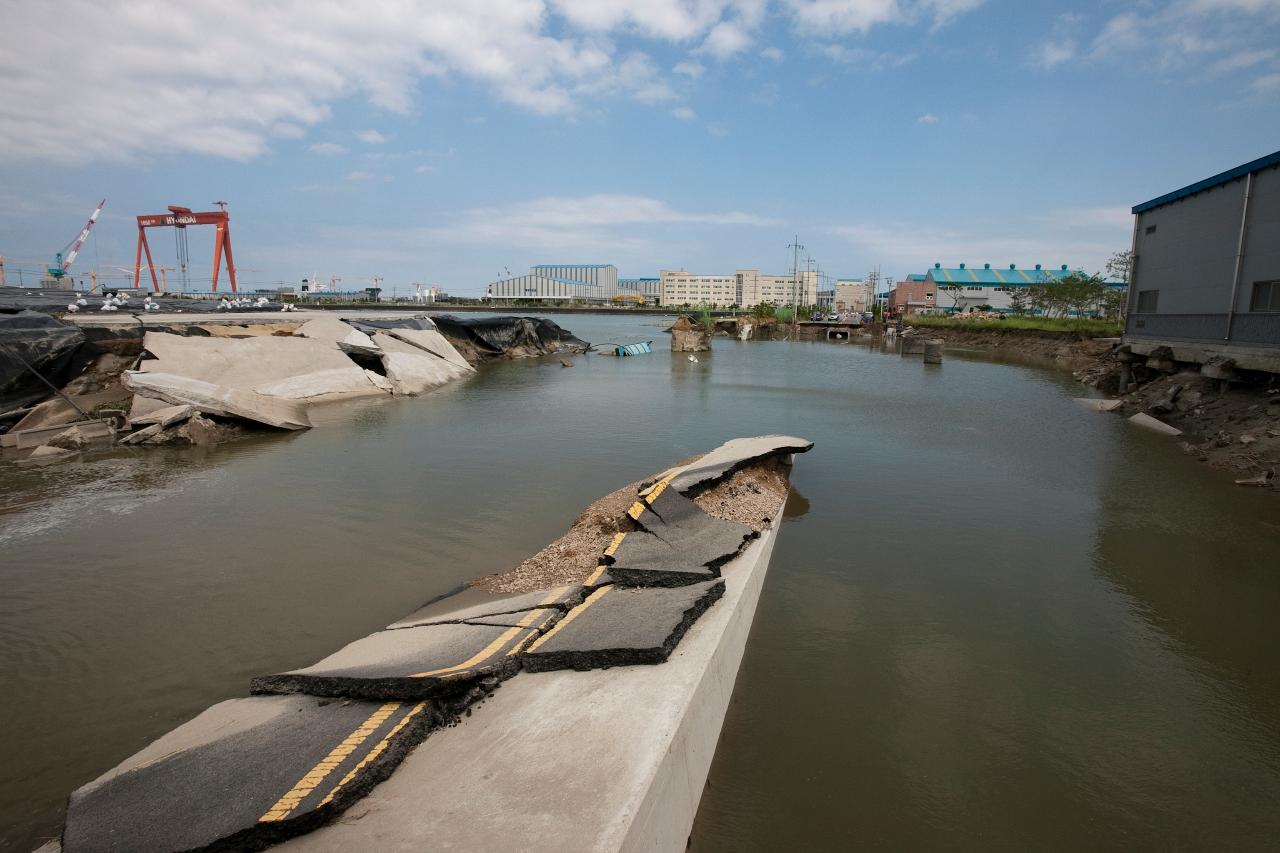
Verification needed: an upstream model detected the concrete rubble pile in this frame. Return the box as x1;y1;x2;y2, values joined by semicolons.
48;435;813;853
3;315;486;458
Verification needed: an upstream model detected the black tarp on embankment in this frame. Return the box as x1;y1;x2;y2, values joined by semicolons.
347;315;590;361
0;310;87;411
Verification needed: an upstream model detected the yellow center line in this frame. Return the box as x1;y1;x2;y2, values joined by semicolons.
259;702;400;823
408;588;571;679
583;565;608;586
626;500;646;520
318;701;428;807
526;586;612;653
603;531;627;557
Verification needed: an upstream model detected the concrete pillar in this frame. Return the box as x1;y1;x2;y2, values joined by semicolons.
923;339;944;364
901;336;925;356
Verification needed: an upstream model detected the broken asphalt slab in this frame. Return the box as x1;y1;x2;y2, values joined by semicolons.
61;695;436;853
610;487;754;587
658;434;814;494
522;579;725;672
389;586;580;629
251;618;551;701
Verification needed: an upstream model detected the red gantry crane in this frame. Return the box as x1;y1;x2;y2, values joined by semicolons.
133;202;238;293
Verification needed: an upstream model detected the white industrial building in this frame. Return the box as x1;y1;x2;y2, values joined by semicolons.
486;264;618;302
658;269;819;308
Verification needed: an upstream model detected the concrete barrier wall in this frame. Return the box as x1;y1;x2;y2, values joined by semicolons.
280;498;785;853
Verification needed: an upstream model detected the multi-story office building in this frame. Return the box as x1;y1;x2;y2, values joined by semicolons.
658;269;819;308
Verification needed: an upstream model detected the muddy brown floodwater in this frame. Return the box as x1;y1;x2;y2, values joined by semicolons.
2;314;1279;851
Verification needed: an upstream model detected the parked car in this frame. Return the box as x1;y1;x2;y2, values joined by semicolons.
827;313;839;321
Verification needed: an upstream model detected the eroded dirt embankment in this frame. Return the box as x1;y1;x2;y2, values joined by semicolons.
905;327;1115;372
896;326;1278;489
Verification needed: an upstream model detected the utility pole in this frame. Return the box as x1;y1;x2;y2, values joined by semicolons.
786;236;804;339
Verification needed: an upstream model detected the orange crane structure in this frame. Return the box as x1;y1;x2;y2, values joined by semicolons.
133;202;238;293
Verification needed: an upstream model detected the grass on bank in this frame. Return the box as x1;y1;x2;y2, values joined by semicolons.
906;314;1123;336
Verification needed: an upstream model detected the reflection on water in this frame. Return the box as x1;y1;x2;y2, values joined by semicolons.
1;314;1278;851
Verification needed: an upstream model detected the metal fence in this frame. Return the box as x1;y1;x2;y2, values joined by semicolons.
1126;313;1280;346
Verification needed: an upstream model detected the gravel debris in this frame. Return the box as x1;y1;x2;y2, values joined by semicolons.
473;453;791;594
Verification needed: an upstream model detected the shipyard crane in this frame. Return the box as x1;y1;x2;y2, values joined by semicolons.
48;199;105;281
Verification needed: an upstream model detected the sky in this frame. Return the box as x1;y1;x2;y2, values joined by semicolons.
1;0;1278;297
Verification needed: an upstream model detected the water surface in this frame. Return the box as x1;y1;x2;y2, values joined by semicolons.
2;313;1278;851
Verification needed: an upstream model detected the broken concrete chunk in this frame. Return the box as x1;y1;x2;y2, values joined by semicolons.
522;579;725;672
47;424;99;450
136;331;386;402
251;619;550;701
385;328;473;371
121;423;164;445
1073;398;1122;412
372;333;470;396
10;386;130;433
26;444;74;459
662;435;814;494
295;316;379;351
128;403;193;429
122;372;311;430
61;695;437;853
4;418;116;450
1128;412;1183;436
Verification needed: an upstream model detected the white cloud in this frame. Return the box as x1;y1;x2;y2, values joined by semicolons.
414;164;437;174
785;0;986;34
1252;71;1280;93
819;43;917;69
424;193;779;249
0;1;1000;164
308;142;347;155
0;1;749;164
762;46;785;61
702;21;754;58
671;105;698;119
345;170;375;181
356;129;387;144
1212;48;1277;71
1086;1;1280;71
916;112;939;124
828;206;1133;274
1035;42;1076;67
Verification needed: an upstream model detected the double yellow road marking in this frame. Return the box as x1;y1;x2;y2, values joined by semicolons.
259;702;404;823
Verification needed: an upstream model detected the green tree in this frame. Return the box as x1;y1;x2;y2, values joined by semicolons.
1008;288;1031;315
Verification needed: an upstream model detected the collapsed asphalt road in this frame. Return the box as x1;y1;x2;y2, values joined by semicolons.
53;435;814;853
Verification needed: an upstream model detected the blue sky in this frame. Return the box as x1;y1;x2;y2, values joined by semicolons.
2;0;1278;297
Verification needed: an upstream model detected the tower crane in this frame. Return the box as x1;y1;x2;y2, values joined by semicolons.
48;199;105;281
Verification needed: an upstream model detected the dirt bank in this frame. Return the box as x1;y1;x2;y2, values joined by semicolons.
906;327;1116;372
1089;368;1280;488
898;325;1278;490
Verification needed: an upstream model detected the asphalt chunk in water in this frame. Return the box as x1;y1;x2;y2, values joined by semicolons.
665;434;814;494
522;579;725;672
61;695;436;853
251;617;553;701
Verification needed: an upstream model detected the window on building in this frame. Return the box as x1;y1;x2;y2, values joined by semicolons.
1136;289;1159;312
1145;224;1157;235
1251;281;1280;312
